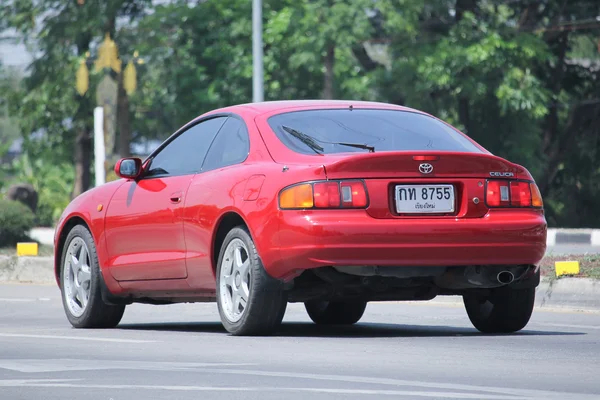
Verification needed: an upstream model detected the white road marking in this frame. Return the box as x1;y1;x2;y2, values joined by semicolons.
0;333;156;343
0;379;79;385
0;360;595;399
0;297;53;302
534;322;600;330
0;298;37;302
0;379;530;399
0;359;257;373
191;368;597;399
534;307;600;315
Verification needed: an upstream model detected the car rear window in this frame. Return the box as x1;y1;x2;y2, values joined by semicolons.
267;109;483;155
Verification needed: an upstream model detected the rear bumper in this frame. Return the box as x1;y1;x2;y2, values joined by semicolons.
260;209;547;281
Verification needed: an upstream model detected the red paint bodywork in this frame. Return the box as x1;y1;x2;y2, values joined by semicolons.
54;100;547;300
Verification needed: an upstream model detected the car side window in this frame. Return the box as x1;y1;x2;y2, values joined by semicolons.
145;117;227;178
201;117;250;172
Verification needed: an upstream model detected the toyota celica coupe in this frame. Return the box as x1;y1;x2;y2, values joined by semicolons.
54;100;547;335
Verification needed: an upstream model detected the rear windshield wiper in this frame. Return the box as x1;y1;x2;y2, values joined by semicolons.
281;125;324;155
281;125;375;154
334;142;375;153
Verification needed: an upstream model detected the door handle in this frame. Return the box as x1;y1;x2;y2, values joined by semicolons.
170;192;183;204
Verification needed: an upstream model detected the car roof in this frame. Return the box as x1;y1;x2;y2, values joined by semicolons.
205;100;419;117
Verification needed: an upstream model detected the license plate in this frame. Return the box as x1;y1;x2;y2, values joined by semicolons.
395;184;455;214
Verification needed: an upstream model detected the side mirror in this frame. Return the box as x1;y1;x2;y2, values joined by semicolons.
114;158;142;179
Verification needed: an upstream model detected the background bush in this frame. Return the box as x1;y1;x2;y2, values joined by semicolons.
7;154;73;227
0;199;35;247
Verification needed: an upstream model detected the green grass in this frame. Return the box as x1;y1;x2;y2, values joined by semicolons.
540;253;600;280
0;244;54;257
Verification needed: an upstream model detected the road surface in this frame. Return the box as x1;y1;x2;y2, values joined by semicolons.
0;284;599;400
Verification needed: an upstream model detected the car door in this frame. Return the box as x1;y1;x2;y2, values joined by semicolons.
104;116;227;281
183;116;251;289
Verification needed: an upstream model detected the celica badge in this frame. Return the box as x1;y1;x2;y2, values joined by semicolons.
490;172;515;177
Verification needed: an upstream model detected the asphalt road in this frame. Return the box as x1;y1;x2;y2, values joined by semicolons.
1;284;599;400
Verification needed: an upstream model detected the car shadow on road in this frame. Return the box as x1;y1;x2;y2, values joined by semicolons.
277;322;585;338
117;321;585;338
118;322;227;334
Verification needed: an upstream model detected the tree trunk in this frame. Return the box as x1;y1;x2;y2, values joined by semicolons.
458;97;471;135
537;32;570;195
322;44;335;99
455;0;478;21
454;0;477;135
72;127;91;197
117;74;131;158
72;36;93;198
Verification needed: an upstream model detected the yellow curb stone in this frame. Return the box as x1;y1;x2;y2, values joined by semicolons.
16;242;38;257
555;261;580;277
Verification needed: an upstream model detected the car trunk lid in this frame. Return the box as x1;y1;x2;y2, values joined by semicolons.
321;151;521;180
321;152;524;219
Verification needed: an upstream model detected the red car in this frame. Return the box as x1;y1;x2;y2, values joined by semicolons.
54;100;546;336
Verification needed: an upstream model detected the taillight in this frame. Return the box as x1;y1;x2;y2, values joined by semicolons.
340;181;367;208
486;180;510;207
279;183;314;209
510;181;532;207
486;180;543;209
531;183;543;207
280;180;368;210
314;182;341;208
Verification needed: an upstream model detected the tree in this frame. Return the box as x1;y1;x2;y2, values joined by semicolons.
280;0;375;99
374;0;600;226
0;65;21;157
2;0;599;227
3;0;150;196
129;0;386;133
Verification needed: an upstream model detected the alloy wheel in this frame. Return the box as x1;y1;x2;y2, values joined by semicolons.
62;237;92;317
219;238;251;323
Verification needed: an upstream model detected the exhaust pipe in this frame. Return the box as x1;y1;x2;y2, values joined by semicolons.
497;271;514;284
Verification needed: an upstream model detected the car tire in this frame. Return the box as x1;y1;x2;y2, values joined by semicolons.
305;300;367;325
216;226;287;336
60;225;126;328
463;287;535;333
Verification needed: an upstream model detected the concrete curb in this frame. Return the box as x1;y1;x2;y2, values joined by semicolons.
0;256;55;285
536;277;600;311
547;228;600;246
1;256;600;311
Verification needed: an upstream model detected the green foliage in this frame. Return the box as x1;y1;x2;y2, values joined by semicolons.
2;0;600;228
130;0;383;132
7;58;79;165
0;199;35;247
0;66;22;193
9;154;74;227
0;66;21;141
3;0;153;197
1;65;70;225
0;143;11;194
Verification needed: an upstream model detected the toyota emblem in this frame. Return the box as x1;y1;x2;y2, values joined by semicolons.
419;163;433;174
